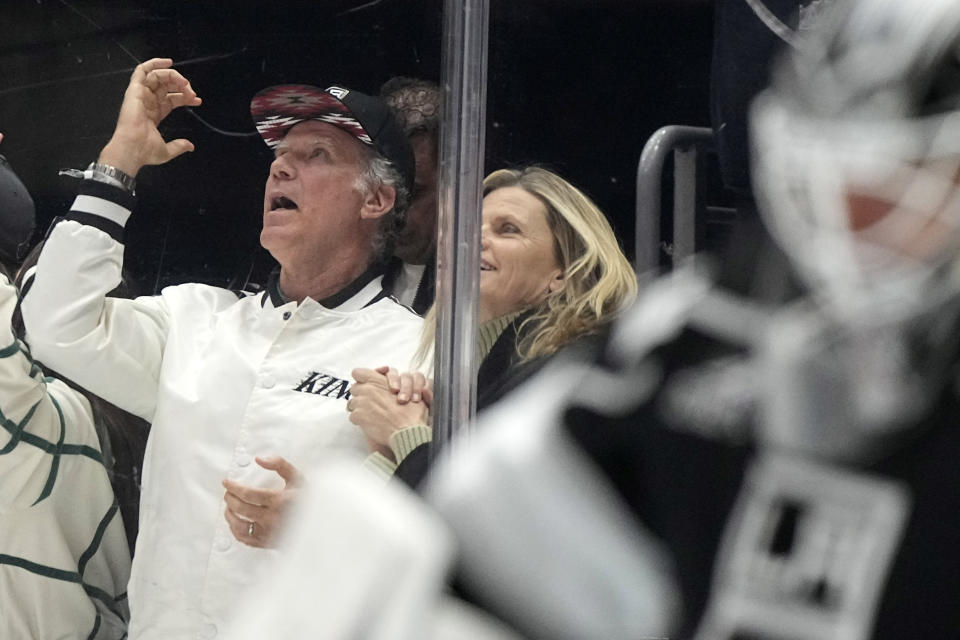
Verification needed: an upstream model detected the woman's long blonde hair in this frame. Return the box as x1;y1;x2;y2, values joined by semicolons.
416;166;637;366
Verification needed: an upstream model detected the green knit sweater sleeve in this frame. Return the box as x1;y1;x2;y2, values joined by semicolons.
363;312;521;478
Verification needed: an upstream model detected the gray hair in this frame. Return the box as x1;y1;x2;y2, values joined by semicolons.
380;77;441;138
355;149;410;261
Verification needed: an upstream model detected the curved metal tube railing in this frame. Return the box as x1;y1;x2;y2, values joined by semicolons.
635;125;714;275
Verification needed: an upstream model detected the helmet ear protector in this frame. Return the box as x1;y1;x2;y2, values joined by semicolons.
0;154;35;266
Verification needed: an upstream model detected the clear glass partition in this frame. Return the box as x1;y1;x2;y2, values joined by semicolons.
431;0;489;458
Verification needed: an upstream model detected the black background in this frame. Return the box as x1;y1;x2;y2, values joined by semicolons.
0;0;714;294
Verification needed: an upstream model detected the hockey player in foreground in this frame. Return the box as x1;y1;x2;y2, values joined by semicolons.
422;1;960;637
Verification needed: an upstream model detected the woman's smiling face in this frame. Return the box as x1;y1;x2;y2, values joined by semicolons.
479;186;564;323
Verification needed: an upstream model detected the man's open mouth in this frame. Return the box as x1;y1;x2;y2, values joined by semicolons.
271;196;298;211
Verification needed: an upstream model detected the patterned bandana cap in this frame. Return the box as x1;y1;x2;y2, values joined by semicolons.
250;84;415;193
250;85;371;147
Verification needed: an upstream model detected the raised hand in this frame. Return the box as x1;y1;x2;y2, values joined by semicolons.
98;57;202;177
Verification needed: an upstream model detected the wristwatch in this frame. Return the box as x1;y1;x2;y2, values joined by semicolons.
86;162;137;195
59;162;137;195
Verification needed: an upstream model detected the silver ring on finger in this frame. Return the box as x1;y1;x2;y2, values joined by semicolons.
248;521;255;537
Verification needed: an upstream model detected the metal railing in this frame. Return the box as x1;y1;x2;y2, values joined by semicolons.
635;125;716;275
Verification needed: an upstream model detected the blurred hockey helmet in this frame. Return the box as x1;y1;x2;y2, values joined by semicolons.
751;0;960;322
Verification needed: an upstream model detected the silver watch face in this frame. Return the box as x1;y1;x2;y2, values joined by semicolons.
88;162;136;193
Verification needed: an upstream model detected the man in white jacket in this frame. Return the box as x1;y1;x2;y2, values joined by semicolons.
22;58;423;639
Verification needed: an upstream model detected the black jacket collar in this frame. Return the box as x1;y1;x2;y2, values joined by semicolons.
263;261;388;309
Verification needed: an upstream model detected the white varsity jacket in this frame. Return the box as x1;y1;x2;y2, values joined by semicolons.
22;182;424;639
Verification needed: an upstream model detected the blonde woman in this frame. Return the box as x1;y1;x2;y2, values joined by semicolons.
349;166;637;487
